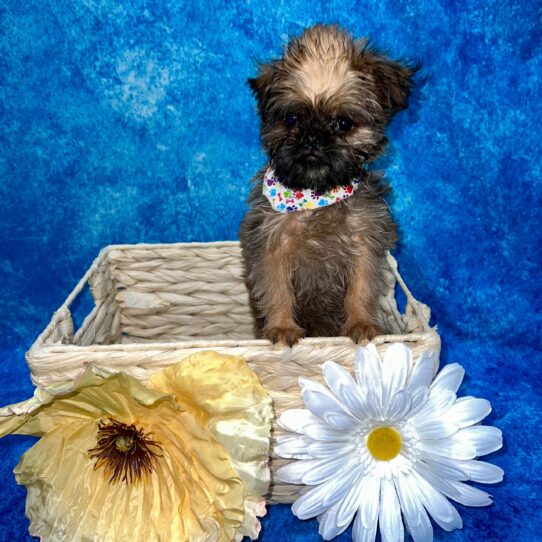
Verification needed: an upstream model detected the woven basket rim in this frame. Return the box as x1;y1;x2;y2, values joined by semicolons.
27;240;434;357
29;332;434;353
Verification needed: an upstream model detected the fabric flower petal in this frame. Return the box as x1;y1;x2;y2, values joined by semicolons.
407;351;438;393
419;437;477;460
353;504;378;542
299;378;359;430
443;397;492;428
292;466;360;519
359;474;381;530
419;452;469;481
431;363;465;393
409;469;463;531
394;474;433;542
354;345;383;404
322;361;369;420
411;388;456;422
381;343;412;414
277;454;355;486
1;353;272;542
452;425;503;456
379;477;404;542
278;408;322;433
274;434;313;459
9;374;247;541
317;473;364;540
386;390;412;421
414;419;459;439
460;460;504;484
279;409;351;442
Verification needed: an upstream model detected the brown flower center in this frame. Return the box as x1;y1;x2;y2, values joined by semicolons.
88;418;162;484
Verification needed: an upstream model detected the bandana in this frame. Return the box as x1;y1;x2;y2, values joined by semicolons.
262;168;360;213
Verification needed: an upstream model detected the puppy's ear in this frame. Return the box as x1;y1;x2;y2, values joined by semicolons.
248;61;279;114
355;40;420;117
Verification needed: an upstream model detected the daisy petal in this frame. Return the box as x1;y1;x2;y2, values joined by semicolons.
341;384;371;419
454;425;503;456
444;397;492;428
379;477;404;542
419;437;477;460
353;506;378;542
410;469;463;531
282;454;355;486
274;435;313;459
386;390;412;421
322;361;359;401
381;343;412;414
322;360;357;393
414;419;459;439
419;451;469;481
333;473;366;529
279;407;350;442
460;460;504;484
278;409;321;433
364;390;383;419
416;463;493;507
300;379;359;430
292;465;360;519
408;386;430;417
446;480;494;507
412;389;456;422
355;345;383;402
303;423;351;442
322;362;370;420
318;500;351;540
360;475;381;529
394;474;433;542
307;439;356;458
310;454;355;486
408;351;439;392
431;363;465;393
393;474;421;526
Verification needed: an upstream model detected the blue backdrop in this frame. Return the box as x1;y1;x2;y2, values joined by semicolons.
1;0;541;540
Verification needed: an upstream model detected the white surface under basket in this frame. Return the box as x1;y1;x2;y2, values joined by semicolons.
25;241;440;503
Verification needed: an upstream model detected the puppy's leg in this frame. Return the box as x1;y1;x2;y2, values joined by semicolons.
341;245;381;343
259;245;304;347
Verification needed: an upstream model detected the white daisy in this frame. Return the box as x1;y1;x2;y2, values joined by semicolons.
276;343;503;542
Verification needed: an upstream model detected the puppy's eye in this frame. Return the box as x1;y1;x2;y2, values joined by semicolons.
337;117;354;132
285;112;298;128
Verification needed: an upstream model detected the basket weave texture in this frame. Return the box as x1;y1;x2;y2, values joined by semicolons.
26;241;440;503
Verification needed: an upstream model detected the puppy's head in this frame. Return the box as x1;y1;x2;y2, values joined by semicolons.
249;24;418;191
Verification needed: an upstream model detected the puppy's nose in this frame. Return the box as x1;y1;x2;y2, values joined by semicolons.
304;133;321;149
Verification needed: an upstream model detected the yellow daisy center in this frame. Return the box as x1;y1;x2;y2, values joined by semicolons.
366;426;402;461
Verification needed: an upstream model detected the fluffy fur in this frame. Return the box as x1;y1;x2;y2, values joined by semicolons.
239;24;417;345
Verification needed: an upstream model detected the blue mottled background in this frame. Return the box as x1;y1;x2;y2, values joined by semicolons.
1;0;541;540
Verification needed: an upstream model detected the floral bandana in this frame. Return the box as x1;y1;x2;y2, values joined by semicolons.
263;168;361;213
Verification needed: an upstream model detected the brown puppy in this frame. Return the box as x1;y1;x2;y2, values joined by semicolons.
239;24;417;346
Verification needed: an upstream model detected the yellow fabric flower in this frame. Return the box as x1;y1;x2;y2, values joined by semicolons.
0;352;272;542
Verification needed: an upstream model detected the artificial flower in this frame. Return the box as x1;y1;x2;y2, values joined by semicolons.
0;351;272;542
276;343;503;542
148;351;273;539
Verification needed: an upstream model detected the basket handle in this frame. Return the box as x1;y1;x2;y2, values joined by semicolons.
386;253;431;332
28;247;109;349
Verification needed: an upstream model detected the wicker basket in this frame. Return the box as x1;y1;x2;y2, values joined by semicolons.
26;241;440;503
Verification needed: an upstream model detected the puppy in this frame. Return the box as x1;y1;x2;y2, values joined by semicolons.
239;24;417;346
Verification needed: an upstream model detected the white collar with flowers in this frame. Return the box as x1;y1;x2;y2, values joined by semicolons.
262;168;361;213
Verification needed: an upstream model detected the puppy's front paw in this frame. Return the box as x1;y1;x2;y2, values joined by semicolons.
264;326;305;347
342;321;381;343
